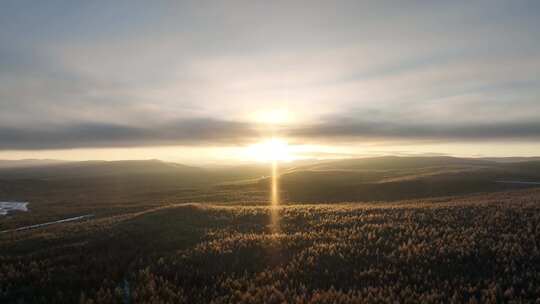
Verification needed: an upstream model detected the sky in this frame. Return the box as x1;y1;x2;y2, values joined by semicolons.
1;1;539;164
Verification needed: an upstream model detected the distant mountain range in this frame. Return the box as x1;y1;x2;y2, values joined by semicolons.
0;159;68;169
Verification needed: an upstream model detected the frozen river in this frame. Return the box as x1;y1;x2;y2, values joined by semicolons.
1;214;94;233
0;201;29;216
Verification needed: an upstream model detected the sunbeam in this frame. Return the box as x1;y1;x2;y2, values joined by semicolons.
270;159;281;234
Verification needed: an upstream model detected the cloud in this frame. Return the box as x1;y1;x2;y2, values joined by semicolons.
1;1;539;154
287;119;540;142
3;115;539;151
0;118;256;150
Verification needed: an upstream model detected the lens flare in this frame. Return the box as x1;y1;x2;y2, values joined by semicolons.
270;160;280;234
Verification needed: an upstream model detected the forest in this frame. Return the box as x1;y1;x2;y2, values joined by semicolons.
2;187;540;303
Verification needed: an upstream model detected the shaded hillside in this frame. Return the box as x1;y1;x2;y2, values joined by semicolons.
258;157;540;202
0;160;202;179
292;156;494;171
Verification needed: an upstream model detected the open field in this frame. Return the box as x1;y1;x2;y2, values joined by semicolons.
2;187;540;303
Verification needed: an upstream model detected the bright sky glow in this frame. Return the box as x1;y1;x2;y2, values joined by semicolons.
244;138;294;163
252;108;293;125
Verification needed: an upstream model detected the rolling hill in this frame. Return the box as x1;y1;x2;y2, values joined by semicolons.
1;156;539;205
254;157;540;202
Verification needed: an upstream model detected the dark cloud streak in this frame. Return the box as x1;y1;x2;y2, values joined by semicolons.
287;119;540;142
2;117;540;150
0;118;256;150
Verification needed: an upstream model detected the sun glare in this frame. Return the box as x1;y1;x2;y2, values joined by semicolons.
253;108;292;125
246;138;293;162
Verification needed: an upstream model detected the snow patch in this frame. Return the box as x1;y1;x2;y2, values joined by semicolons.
0;202;29;216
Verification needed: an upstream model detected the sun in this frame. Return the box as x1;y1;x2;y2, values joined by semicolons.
246;138;293;162
252;108;292;125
